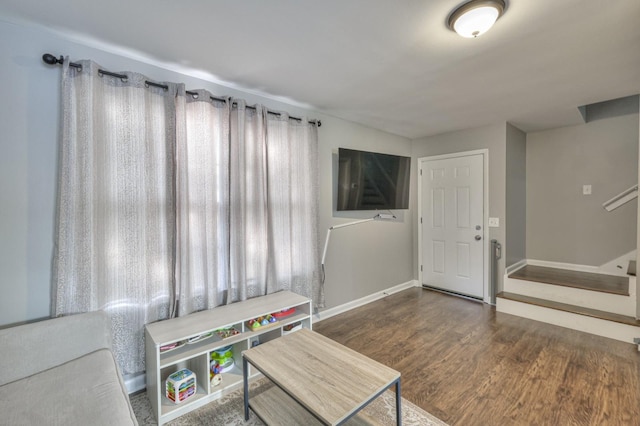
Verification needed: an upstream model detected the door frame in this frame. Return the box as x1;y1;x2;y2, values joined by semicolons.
418;149;490;304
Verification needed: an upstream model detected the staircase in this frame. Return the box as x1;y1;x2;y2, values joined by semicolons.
496;264;640;344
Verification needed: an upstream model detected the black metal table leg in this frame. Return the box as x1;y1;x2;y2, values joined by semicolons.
396;379;402;426
243;356;250;420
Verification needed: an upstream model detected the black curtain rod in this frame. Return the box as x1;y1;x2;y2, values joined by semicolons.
42;53;321;127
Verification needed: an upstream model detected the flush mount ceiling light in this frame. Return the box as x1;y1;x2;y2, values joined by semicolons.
447;0;506;38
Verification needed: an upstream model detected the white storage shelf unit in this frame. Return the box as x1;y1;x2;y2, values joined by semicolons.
145;291;312;425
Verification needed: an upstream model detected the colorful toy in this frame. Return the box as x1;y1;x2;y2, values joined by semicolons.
210;361;222;376
283;321;302;333
210;374;222;387
159;341;184;353
166;369;196;404
187;332;213;344
247;314;277;330
272;307;296;318
215;327;240;339
210;346;235;373
210;361;223;387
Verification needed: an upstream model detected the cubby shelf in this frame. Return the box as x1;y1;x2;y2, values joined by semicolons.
145;291;312;425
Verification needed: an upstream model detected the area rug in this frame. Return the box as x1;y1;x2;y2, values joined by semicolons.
131;379;448;425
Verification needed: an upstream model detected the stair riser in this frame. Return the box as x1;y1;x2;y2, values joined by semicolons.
496;298;639;344
503;276;636;317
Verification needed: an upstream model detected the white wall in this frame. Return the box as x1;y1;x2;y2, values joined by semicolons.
411;123;507;293
0;19;413;326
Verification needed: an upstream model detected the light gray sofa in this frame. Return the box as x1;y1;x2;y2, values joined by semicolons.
0;311;138;425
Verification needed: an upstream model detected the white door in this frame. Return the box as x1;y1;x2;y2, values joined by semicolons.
420;153;485;298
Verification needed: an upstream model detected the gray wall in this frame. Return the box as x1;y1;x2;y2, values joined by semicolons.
526;113;639;265
506;124;527;267
411;123;507;292
0;19;413;326
319;122;413;309
0;22;59;326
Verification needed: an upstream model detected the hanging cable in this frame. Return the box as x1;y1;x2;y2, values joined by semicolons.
42;53;321;127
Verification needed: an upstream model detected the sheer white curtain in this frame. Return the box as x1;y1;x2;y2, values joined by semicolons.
54;60;321;375
176;98;322;313
228;101;270;302
53;60;177;374
175;90;230;315
264;112;322;304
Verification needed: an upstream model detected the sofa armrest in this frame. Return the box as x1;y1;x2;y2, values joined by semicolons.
0;311;112;386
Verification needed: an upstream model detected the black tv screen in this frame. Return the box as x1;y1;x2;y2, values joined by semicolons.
337;148;411;211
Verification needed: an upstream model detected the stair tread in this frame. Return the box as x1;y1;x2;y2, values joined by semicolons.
497;292;640;327
508;265;629;296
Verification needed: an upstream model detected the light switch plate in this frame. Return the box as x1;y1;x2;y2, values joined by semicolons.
489;217;499;227
583;185;592;195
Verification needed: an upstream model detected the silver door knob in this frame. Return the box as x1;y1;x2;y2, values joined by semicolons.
475;235;482;241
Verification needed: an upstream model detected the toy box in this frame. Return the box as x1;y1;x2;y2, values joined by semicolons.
166;368;196;404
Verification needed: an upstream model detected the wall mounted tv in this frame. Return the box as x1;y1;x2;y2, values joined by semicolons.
337;148;411;211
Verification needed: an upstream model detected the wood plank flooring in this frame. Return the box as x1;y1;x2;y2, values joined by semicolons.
509;265;629;295
314;287;640;426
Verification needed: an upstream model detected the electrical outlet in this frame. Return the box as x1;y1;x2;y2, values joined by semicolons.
488;217;499;227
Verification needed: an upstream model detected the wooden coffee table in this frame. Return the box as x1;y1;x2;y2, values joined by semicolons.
242;328;401;425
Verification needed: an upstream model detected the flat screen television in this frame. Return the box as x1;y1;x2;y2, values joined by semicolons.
337;148;411;211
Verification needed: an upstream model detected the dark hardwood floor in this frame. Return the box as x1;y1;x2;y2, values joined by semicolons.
509;265;629;295
314;287;640;426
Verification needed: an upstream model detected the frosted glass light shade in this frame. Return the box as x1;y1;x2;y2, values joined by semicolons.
448;0;505;38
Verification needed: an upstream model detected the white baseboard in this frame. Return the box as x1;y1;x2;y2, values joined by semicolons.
526;259;599;273
505;259;527;275
314;280;419;323
598;250;636;276
521;257;635;277
124;372;146;394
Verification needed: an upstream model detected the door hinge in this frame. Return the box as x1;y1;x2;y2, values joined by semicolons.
420;217;423;224
420;265;423;272
420;169;423;176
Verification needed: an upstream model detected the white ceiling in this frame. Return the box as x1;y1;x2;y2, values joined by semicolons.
1;0;639;139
